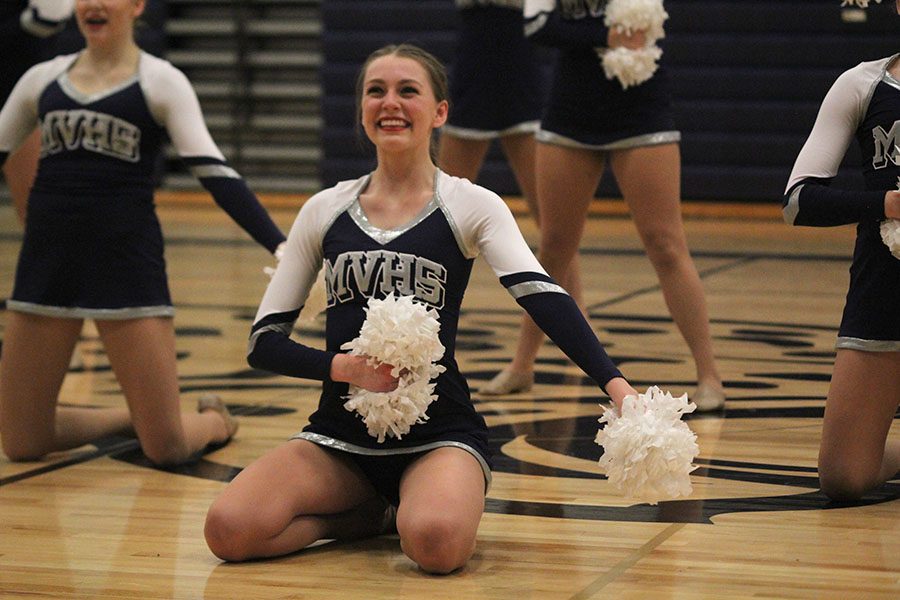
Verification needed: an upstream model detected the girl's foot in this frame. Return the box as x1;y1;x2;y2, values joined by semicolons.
692;383;725;412
479;368;533;395
197;394;239;441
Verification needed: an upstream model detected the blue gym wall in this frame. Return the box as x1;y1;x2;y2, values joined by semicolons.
320;0;898;202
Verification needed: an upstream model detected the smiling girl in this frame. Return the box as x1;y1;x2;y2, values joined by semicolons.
203;44;637;574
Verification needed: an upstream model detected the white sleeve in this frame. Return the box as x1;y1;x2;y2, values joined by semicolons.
140;56;226;161
443;178;547;277
785;62;877;193
0;57;72;155
0;72;40;155
253;193;332;323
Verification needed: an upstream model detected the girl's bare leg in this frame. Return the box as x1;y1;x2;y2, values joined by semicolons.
204;440;388;561
818;349;900;501
610;143;724;409
397;447;486;574
481;143;602;395
0;312;131;460
498;132;539;218
437;134;491;183
96;317;233;465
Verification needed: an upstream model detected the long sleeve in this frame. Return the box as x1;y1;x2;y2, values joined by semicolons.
247;310;336;380
783;61;887;227
181;157;287;253
141;55;285;253
450;177;624;391
503;271;623;389
247;190;338;380
0;60;47;161
524;0;610;48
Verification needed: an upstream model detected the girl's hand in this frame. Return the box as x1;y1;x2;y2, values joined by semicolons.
604;377;638;413
885;190;900;219
331;354;399;392
607;27;647;50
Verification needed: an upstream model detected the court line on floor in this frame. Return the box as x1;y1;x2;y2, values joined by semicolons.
587;255;757;312
569;522;685;599
0;439;141;486
0;404;265;486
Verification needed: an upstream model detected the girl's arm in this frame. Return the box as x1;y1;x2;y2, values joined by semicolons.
784;61;889;227
145;58;285;253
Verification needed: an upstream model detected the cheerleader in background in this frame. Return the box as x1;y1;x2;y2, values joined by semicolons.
785;0;900;501
439;0;545;224
481;0;726;412
0;0;286;465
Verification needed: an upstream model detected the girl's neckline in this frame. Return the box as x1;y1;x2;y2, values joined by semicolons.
58;51;142;105
349;170;442;244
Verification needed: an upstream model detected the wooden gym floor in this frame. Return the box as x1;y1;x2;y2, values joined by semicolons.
0;194;897;599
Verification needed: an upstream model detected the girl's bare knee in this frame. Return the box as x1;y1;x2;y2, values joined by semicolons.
399;516;474;574
204;504;255;562
818;460;878;502
2;438;49;462
643;234;684;271
139;435;192;466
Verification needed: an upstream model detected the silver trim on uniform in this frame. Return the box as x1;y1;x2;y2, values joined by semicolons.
442;121;540;141
349;172;442;244
836;336;900;352
507;280;568;299
535;129;682;151
854;55;898;132
292;432;493;491
783;184;802;225
6;300;174;320
884;71;900;93
190;164;241;179
247;322;293;355
58;71;140;106
433;170;476;259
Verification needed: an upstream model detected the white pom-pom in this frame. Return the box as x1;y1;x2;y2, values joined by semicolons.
599;0;667;89
599;46;663;89
880;219;900;260
595;386;699;504
604;0;669;42
341;294;446;442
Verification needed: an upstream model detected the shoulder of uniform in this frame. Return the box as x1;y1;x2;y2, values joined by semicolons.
28;52;77;81
139;52;191;86
437;169;505;207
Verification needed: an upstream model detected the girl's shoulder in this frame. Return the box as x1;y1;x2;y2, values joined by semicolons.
138;51;192;88
835;54;898;89
436;170;506;209
19;52;78;91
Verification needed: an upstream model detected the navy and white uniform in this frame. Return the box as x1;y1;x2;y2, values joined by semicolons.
0;51;285;319
784;55;900;352
524;0;679;150
248;170;623;501
443;0;545;140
